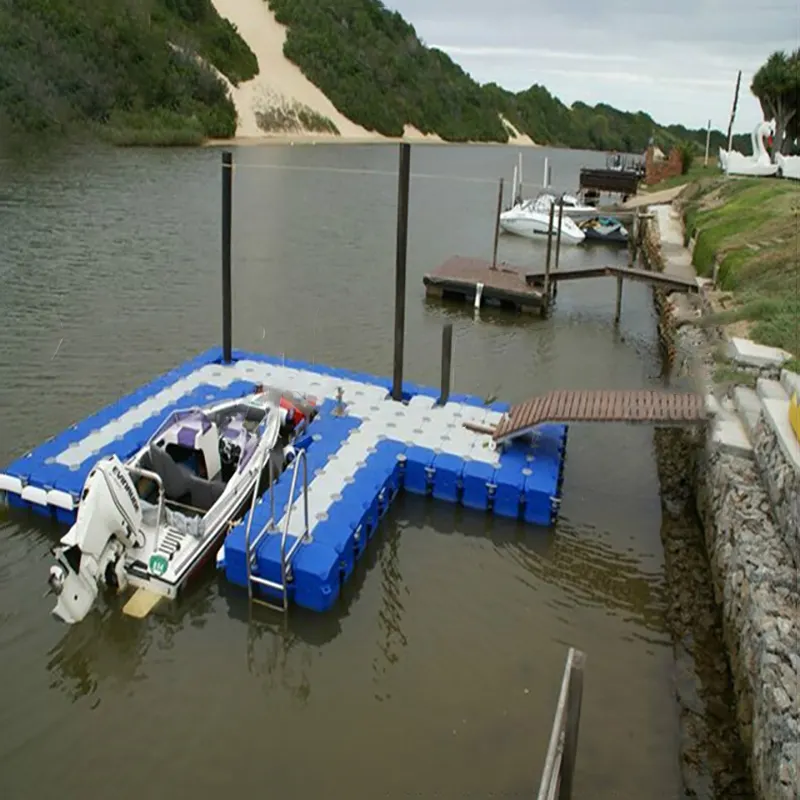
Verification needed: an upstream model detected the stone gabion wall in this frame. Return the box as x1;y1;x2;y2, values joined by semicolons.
752;415;800;570
639;215;678;368
695;429;799;800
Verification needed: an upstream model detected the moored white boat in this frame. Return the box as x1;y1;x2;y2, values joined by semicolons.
47;387;316;624
499;196;586;244
532;192;600;223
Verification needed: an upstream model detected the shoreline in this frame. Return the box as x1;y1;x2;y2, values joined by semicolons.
202;132;541;148
643;191;798;800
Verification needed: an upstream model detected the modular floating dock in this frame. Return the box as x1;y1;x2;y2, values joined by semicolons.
0;348;567;613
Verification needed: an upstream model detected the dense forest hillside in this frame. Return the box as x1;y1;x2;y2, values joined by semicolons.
0;0;751;152
269;0;750;152
0;0;257;144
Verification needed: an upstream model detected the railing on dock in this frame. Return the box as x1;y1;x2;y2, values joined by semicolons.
244;432;311;613
536;647;587;800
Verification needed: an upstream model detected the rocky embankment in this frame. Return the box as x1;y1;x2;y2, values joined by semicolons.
644;205;799;800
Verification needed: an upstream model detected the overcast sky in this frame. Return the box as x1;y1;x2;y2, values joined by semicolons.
385;0;799;132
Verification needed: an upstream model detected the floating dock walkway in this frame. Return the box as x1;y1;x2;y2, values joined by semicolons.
0;347;568;613
1;147;708;618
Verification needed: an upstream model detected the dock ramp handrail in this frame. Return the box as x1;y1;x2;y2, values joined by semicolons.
244;446;310;613
536;647;586;800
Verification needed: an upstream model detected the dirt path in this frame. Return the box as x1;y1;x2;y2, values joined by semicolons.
622;185;688;208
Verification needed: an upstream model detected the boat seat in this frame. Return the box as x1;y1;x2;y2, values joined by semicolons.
147;443;226;513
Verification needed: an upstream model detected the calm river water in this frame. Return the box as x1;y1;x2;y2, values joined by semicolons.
1;141;688;798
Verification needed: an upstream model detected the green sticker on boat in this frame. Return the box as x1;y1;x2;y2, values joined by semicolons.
149;554;168;576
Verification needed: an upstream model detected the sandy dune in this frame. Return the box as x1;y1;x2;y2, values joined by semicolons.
209;0;375;140
500;115;537;147
208;0;536;146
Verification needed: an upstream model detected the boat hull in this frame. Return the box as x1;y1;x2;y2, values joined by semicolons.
559;207;602;224
583;229;628;244
500;216;585;245
124;487;254;600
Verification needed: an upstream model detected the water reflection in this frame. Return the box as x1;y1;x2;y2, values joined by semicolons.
372;522;409;701
44;575;217;703
222;584;340;705
244;616;313;705
402;497;669;637
46;604;148;703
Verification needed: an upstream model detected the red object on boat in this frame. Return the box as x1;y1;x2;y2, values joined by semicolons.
279;396;305;426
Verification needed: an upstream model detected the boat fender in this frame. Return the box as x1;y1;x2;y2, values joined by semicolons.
283;444;297;465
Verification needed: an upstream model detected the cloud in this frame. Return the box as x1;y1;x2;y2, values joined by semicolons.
385;0;799;130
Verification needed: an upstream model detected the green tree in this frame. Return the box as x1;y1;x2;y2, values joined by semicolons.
750;49;800;157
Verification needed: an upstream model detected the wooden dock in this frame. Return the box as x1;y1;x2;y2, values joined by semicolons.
491;389;707;443
423;254;700;317
579;167;641;197
524;263;700;294
423;256;544;313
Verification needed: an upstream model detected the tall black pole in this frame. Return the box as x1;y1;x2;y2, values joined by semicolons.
543;201;555;304
392;143;411;401
554;196;564;271
221;150;233;364
439;323;453;406
491;177;504;269
553;196;564;299
726;70;742;153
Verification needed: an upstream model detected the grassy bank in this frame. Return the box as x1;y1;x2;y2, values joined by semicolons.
678;176;799;368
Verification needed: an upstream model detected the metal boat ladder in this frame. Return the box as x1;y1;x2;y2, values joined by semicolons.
243;443;310;613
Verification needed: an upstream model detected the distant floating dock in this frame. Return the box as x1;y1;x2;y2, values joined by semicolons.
424;256;700;319
579;166;641;197
423;256;545;313
0;347;567;613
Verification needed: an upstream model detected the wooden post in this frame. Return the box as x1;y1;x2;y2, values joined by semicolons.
536;647;587;800
726;70;742;153
542;202;555;316
392;143;411;402
558;650;586;800
439;323;453;406
553;196;564;299
614;274;623;323
221;151;233;364
491;177;504;269
629;213;640;268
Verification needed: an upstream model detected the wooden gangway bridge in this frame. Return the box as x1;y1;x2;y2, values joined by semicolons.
464;389;708;443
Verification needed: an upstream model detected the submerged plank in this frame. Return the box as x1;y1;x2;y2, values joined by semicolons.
123;588;163;619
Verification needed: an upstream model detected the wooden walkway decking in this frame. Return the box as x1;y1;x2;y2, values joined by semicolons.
525;264;700;294
423;257;699;315
489;389;707;443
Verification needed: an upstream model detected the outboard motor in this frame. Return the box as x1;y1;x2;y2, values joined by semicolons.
48;455;143;624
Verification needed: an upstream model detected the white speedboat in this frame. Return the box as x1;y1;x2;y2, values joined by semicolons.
500;197;586;244
47;388;315;624
532;192;600;223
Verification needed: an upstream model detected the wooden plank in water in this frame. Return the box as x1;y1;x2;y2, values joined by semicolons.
122;588;163;619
